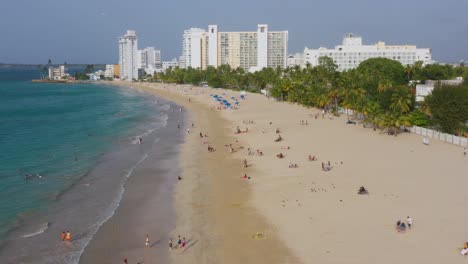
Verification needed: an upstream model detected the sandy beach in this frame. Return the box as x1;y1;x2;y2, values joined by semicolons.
89;81;468;264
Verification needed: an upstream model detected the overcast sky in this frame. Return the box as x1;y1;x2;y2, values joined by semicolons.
1;0;467;64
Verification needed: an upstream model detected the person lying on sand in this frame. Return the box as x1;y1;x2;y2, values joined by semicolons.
241;174;251;180
243;159;248;168
358;186;369;195
276;153;284;159
308;155;317;161
256;150;264;156
275;135;283;142
281;146;290;150
208;145;215;152
322;162;332;171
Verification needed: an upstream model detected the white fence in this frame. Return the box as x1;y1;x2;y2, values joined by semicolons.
410;126;467;147
337;108;467;148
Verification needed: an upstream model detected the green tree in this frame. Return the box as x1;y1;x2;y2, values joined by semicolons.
425;84;468;134
363;100;383;130
356;58;406;96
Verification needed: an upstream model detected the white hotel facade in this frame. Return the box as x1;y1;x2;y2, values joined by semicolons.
298;34;432;71
181;24;288;72
118;30;138;81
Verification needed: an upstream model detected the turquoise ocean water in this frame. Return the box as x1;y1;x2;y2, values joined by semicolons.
0;67;157;241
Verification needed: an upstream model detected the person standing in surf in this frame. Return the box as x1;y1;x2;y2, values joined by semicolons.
145;234;150;248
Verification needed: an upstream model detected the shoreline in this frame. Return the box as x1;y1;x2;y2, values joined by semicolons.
0;83;171;263
115;81;296;264
79;93;184;264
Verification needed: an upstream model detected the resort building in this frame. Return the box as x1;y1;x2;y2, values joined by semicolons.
162;58;179;71
119;30;138;81
104;64;120;78
137;47;162;69
181;28;207;69
48;65;66;80
287;53;305;68
181;24;288;72
416;77;464;102
301;33;432;71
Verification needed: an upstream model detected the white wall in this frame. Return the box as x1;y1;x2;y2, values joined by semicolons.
208;25;218;67
257;24;268;69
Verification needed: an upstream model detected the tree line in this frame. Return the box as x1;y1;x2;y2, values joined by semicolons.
144;58;468;136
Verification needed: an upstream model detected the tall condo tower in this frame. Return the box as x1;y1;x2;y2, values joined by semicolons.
119;30;138;81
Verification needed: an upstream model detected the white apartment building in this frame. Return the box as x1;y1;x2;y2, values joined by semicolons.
287;53;305;68
162;58;179;71
302;33;432;71
181;24;288;71
137;47;162;69
119;30;138;81
181;28;206;69
48;65;66;80
104;64;114;78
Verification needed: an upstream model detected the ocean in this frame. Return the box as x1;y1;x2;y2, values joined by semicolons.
0;66;183;263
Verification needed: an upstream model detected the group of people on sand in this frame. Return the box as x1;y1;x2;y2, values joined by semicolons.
243;120;255;124
241;173;251;180
396;216;413;233
299;120;309;125
235;126;249;134
207;145;215;152
247;148;264;156
168;235;186;250
322;161;332;171
288;163;298;168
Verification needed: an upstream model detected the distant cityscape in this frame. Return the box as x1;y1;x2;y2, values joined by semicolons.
34;24;465;102
117;24;433;81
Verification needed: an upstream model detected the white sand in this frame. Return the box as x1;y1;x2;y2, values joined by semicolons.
129;82;468;264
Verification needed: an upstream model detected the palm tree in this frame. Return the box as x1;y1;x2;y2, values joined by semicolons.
363;101;382;130
404;64;414;82
389;86;412;115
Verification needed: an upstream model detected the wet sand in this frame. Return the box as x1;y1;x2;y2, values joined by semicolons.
79;99;184;264
80;82;295;264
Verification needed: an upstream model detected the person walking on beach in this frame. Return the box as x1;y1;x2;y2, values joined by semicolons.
407;216;413;229
177;235;182;248
169;238;173;250
123;258;128;264
145;234;150;248
61;231;66;241
66;231;71;241
182;237;186;249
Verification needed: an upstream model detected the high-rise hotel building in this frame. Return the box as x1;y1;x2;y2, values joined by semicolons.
118;30;138;81
181;24;288;71
301;34;431;71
